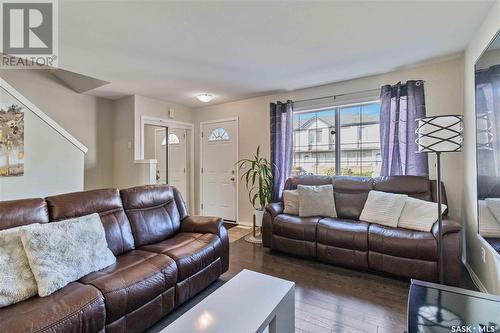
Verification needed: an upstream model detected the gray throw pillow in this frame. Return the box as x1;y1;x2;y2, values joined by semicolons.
21;213;116;297
297;184;337;217
283;190;299;215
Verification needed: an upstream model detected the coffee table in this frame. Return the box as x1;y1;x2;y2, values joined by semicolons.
162;269;295;333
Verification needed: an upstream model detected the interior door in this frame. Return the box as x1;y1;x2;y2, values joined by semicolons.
168;128;188;201
201;120;237;221
155;129;167;184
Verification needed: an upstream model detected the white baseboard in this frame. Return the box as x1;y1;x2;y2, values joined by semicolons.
462;259;488;293
237;221;253;227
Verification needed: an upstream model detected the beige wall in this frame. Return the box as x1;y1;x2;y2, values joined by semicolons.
112;94;194;189
0;69;114;190
463;0;500;295
133;95;194;160
194;56;465;225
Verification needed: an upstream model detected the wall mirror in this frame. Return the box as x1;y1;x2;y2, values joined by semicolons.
475;29;500;256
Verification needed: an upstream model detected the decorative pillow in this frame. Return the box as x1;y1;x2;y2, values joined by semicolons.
21;213;116;297
360;190;407;227
0;226;38;307
398;197;447;232
297;185;336;217
479;200;500;238
283;190;299;215
485;198;500;223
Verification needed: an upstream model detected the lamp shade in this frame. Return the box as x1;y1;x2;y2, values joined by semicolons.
415;115;463;153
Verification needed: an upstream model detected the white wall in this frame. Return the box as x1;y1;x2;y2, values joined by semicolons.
194;56;465;225
0;91;84;200
463;0;500;295
0;70;114;190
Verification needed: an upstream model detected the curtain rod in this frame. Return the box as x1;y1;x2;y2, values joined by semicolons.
292;80;425;105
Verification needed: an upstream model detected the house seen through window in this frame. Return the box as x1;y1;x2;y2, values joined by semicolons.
292;100;381;177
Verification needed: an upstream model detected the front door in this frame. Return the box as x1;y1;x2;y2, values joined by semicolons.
201;119;237;222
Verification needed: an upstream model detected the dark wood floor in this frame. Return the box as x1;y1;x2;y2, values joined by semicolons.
150;233;476;333
226;231;477;333
225;238;409;333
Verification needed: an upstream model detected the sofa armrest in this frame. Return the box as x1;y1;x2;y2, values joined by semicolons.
265;202;283;218
432;217;461;238
181;215;224;235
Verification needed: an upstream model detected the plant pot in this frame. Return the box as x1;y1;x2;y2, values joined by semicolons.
254;209;264;227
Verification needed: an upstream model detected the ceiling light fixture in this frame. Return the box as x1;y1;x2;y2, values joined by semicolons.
196;93;215;103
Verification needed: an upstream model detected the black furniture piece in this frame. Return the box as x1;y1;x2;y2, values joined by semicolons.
407;279;500;333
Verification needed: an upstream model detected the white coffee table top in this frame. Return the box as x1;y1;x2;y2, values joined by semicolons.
162;269;295;333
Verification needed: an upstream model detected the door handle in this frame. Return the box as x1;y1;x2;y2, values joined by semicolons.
230;177;235;181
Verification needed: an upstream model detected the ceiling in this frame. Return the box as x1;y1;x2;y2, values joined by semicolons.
58;0;494;107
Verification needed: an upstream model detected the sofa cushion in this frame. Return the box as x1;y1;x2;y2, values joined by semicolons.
273;214;320;242
46;189;135;256
0;282;106;333
317;218;368;251
332;177;374;220
368;224;437;261
0;198;48;230
21;213;116;297
374;176;433;201
80;250;177;324
121;185;184;247
140;232;222;281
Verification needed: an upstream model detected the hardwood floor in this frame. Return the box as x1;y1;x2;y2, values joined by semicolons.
224;238;409;333
149;231;476;333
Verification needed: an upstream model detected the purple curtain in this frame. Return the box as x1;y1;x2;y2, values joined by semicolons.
270;100;293;201
380;80;428;176
476;64;500;198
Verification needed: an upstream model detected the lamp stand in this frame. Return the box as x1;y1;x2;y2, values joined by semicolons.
436;152;444;285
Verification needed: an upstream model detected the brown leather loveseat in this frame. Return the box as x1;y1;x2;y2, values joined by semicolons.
0;184;229;333
263;175;461;285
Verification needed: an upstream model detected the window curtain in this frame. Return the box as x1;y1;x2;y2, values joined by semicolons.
476;64;500;187
379;80;428;176
270;100;293;201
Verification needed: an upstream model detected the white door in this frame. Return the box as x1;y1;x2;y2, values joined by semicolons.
201;120;237;221
155;129;167;184
168;128;188;201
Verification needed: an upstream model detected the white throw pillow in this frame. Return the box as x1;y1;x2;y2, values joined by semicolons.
479;200;500;238
21;213;116;297
485;198;500;223
297;185;336;217
398;197;447;232
0;226;38;307
360;190;407;228
283;190;299;215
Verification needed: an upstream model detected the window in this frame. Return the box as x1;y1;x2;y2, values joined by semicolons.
208;127;229;141
292;100;381;177
168;133;180;145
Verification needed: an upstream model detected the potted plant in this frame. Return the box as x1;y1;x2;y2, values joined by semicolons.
236;146;274;230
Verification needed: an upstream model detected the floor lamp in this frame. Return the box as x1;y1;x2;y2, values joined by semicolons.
416;115;463;284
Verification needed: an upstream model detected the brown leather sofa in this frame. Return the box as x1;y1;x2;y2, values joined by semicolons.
0;185;229;333
263;175;462;286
